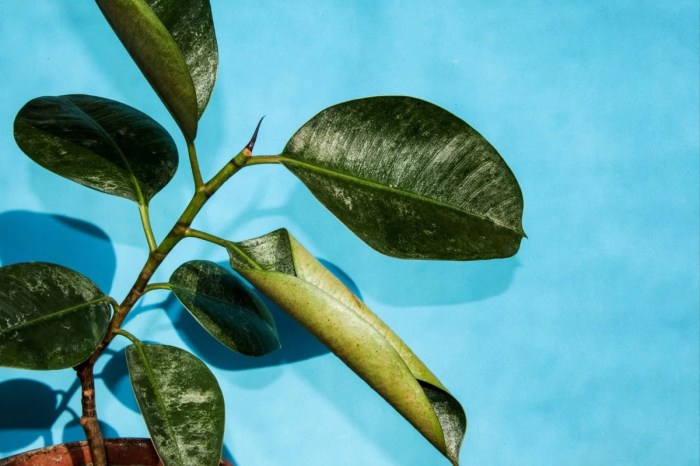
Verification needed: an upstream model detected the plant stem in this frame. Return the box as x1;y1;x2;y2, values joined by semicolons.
138;203;157;253
143;282;171;293
114;328;141;345
184;228;231;247
187;140;204;189
247;155;282;165
185;228;262;271
74;362;106;466
74;143;256;466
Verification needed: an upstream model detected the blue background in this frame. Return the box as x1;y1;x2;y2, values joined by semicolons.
0;2;698;465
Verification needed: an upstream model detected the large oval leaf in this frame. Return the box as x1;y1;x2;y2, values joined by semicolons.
169;260;280;356
228;229;465;465
96;0;218;141
126;343;224;466
0;262;111;370
14;94;178;204
282;96;524;260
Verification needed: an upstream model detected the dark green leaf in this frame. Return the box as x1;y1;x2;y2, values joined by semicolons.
126;343;224;466
0;262;111;370
228;229;466;465
96;0;218;141
169;260;279;356
282;96;524;260
14;94;178;204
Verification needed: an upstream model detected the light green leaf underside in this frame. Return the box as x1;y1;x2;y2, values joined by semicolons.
282;96;524;260
126;343;225;466
96;0;218;140
169;260;280;356
228;229;465;465
0;262;111;370
13;94;178;204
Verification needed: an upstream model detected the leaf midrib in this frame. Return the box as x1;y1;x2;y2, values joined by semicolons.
0;296;108;337
64;97;148;206
280;156;523;236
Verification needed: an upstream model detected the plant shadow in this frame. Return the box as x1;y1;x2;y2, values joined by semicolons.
0;379;60;454
237;182;521;306
0;210;116;292
0;377;119;455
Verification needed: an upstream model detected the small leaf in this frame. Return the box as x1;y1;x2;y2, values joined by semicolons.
14;94;178;204
126;343;224;466
96;0;218;141
228;229;466;465
282;96;524;260
0;262;111;370
169;260;280;356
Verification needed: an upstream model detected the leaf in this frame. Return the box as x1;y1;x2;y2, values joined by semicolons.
281;96;525;260
0;262;111;370
14;94;178;204
228;229;466;465
96;0;218;141
126;343;225;466
169;260;280;356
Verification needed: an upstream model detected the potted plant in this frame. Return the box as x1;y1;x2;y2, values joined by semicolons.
0;1;524;465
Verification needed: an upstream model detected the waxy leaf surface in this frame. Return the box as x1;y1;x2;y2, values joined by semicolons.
96;0;218;141
14;95;178;204
282;96;524;260
126;343;224;466
169;260;280;356
0;262;111;370
228;229;466;465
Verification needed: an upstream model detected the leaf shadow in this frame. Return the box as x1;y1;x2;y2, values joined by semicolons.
240;182;521;306
0;210;116;293
0;379;59;454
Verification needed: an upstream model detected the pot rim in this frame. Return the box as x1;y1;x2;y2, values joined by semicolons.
0;438;233;466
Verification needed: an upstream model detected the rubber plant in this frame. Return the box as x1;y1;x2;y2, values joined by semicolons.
0;1;524;465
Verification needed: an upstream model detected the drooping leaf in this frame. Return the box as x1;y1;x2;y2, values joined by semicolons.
0;262;111;370
169;260;280;356
126;343;224;466
281;96;524;260
14;94;178;204
228;229;466;465
96;0;218;141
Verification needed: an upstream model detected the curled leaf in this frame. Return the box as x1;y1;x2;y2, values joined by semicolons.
228;229;466;464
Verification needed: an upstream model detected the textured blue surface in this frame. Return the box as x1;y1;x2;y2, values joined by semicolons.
0;2;698;465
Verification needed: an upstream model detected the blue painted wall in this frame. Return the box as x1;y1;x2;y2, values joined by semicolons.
0;2;698;465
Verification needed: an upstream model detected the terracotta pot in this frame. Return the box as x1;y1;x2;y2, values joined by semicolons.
0;438;233;466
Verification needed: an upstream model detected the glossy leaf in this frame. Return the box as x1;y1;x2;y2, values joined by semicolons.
0;262;111;370
96;0;218;141
126;343;224;466
282;96;524;260
228;229;466;465
169;260;280;356
14;94;178;204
